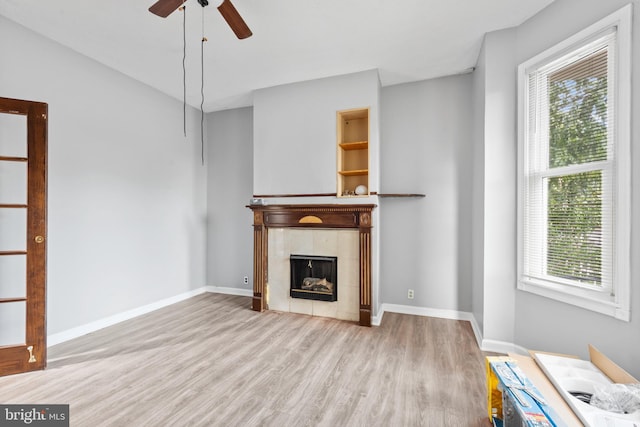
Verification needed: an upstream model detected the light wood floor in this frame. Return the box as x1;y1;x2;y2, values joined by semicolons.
0;293;493;426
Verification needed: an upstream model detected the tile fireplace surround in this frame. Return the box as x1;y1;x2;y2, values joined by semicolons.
247;204;376;326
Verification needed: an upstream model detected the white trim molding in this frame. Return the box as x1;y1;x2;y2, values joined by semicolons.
48;287;208;347
378;303;478;322
375;303;530;356
481;339;529;356
48;287;253;347
205;286;253;297
375;303;483;347
48;289;528;358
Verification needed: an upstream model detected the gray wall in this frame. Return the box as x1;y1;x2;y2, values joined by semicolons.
206;107;254;290
511;0;640;378
0;16;207;335
379;75;474;311
474;28;518;347
253;70;380;197
471;37;487;335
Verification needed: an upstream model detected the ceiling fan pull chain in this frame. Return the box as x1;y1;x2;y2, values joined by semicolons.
200;7;207;166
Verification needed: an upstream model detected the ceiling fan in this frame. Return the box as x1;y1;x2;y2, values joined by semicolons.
149;0;252;39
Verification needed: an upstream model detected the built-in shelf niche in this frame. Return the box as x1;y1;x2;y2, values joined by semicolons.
337;108;369;197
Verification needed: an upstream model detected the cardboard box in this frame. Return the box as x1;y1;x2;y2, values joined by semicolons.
532;345;639;426
487;356;566;426
500;345;639;427
506;354;582;425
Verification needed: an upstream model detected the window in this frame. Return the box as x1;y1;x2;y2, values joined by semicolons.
517;5;631;321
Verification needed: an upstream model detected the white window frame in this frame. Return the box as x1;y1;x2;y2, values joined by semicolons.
517;4;632;321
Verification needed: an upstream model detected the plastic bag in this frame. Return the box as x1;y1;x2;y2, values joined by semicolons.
590;383;640;414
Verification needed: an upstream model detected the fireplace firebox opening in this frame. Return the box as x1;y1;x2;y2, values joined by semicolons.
290;255;338;302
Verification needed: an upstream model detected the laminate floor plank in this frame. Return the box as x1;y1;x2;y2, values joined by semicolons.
0;293;492;426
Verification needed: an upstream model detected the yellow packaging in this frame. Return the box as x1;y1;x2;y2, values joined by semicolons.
486;356;512;420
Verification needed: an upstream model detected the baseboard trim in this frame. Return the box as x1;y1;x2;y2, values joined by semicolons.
377;303;477;324
48;287;208;347
206;286;253;297
467;315;484;350
374;303;515;355
371;312;383;326
48;289;525;357
48;287;253;347
481;339;529;355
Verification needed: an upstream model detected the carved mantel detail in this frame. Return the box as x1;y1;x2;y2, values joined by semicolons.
247;204;376;326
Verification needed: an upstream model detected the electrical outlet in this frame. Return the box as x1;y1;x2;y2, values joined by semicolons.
243;276;249;285
407;289;414;299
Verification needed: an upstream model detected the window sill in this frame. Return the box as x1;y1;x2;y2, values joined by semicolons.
518;279;630;322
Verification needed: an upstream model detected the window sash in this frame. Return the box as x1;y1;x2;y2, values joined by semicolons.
522;167;613;293
523;35;615;293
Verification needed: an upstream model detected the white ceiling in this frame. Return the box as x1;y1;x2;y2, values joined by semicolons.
0;0;555;112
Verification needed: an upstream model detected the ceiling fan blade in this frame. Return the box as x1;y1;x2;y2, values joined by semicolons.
217;0;253;39
149;0;186;18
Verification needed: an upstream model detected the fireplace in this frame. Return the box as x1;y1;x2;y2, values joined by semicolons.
290;255;338;302
247;204;375;326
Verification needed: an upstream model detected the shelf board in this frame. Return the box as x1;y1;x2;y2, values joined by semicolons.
0;156;28;162
0;297;27;304
338;169;368;176
378;193;426;198
0;250;27;256
339;141;368;150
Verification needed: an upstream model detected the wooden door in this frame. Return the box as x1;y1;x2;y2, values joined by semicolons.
0;97;47;376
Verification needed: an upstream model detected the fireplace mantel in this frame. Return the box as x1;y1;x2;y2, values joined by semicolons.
247;204;376;326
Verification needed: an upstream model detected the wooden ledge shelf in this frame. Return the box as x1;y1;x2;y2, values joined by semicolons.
0;156;28;162
378;193;426;198
0;251;28;256
0;297;27;303
0;204;28;208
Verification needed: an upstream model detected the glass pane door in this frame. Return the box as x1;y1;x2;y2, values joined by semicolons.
0;112;28;347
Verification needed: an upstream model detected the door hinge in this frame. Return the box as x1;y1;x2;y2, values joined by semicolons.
27;345;37;363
